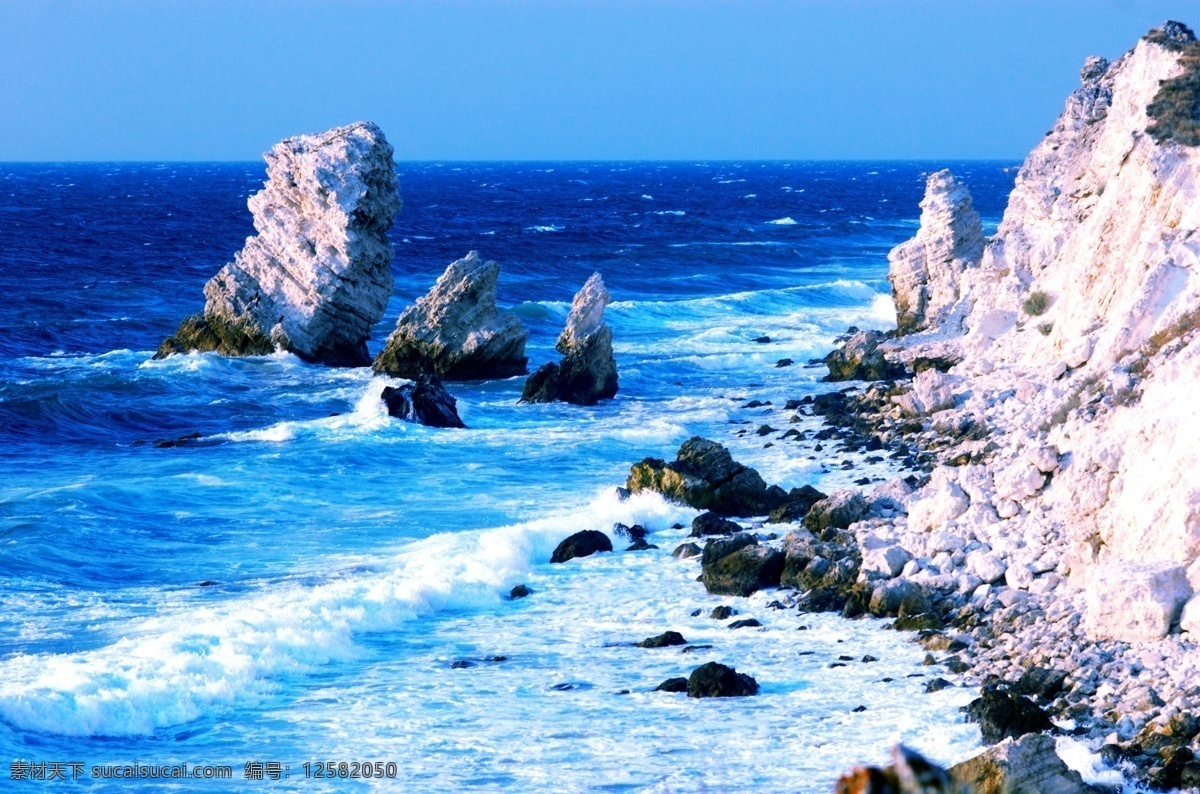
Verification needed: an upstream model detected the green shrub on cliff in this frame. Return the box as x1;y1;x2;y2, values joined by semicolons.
1146;28;1200;146
1022;291;1049;316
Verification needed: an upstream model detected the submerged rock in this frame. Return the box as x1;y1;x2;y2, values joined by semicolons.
380;374;465;428
372;251;528;380
521;273;619;405
550;530;613;563
627;437;786;517
887;170;985;334
158;122;400;366
686;662;759;698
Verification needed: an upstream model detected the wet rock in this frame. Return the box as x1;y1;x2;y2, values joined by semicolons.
612;523;648;542
691;512;744;537
637;631;687;648
625;539;658;551
687;662;759;698
158;122;400;366
655;677;689;693
550;530;613;563
728;618;762;629
767;484;828;524
1012;667;1069;704
949;733;1092;794
836;745;957;794
710;605;737;620
372;251;528;380
700;535;784;597
450;659;476;669
964;685;1055;744
380;375;465;428
672;542;702;559
804;490;868;533
508;584;532;599
627;437;786;517
925;678;954;693
776;358;794;368
824;330;903;382
521;273;618;405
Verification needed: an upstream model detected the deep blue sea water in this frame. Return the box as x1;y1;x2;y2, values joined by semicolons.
0;161;1014;791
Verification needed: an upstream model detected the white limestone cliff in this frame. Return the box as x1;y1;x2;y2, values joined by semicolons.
158;122;401;366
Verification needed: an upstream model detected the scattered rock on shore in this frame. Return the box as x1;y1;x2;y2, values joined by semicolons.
627;437;786;517
372;251;528;380
700;534;784;597
823;330;903;382
380;374;465;428
691;512;743;537
963;685;1055;745
158;122;400;366
521;273;619;405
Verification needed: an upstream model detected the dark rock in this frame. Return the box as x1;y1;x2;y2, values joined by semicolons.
198;580;217;587
1012;667;1069;704
638;631;687;648
803;490;868;533
550;683;578;691
485;655;507;662
611;522;648;542
893;613;944;632
450;660;476;669
710;605;737;620
852;705;869;713
625;539;659;551
700;535;784;597
687;662;759;698
776;358;794;368
753;336;771;344
626;437;787;517
755;424;775;436
823;330;903;382
672;542;702;559
550;530;613;563
508;584;532;599
784;399;802;410
681;644;713;653
691;512;744;537
381;374;466;428
837;745;958;794
521;273;617;405
656;677;689;693
767;484;828;524
728;618;762;629
964;685;1055;744
925;678;954;693
862;655;878;663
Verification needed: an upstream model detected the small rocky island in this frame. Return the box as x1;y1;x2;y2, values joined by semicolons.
157;122;401;366
522;272;619;405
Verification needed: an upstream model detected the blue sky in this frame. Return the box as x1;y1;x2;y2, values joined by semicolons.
1;1;1195;161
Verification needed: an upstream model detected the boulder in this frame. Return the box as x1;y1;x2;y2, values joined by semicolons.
158;122;400;366
637;631;687;648
887;170;985;335
700;536;785;597
521;273;618;405
894;369;956;416
372;251;528;380
1011;667;1069;704
672;542;702;559
655;677;689;693
380;375;465;428
767;484;827;524
862;544;914;578
824;330;902;382
1084;561;1190;642
691;512;743;537
686;662;759;698
836;745;959;794
626;437;787;517
964;686;1055;745
949;733;1092;794
550;530;613;563
803;490;868;533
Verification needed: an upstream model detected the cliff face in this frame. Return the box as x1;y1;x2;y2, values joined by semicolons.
158;122;401;366
880;23;1200;640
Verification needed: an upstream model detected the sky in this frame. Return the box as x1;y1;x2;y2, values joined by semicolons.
0;0;1196;161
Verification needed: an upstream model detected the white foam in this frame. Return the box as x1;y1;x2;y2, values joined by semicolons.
768;217;798;225
525;225;564;233
1056;737;1127;788
0;490;693;737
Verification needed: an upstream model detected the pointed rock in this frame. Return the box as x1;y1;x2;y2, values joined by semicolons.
380;374;465;428
158;122;400;366
372;251;528;380
521;273;618;405
887;169;984;334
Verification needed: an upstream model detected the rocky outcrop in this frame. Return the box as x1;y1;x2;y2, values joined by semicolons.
1084;561;1190;642
380;375;465;428
824;330;903;382
887;170;985;334
964;686;1055;744
700;534;785;596
158;122;400;366
521;273;619;405
372;251;528;380
686;662;759;698
626;437;787;517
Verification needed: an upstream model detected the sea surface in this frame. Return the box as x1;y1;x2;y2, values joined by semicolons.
0;161;1016;791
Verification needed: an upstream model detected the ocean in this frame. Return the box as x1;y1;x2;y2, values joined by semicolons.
0;161;1015;791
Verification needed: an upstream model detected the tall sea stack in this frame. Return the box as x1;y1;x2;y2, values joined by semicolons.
521;273;619;405
156;122;401;366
